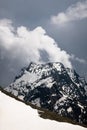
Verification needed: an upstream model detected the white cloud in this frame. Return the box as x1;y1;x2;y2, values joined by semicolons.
51;0;87;25
0;19;72;68
71;54;87;64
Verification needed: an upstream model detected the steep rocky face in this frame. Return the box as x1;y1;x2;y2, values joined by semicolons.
5;62;87;125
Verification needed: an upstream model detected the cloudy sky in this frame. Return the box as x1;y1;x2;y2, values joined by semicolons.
0;0;87;86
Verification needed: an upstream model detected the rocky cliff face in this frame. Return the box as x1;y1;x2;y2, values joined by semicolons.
5;62;87;125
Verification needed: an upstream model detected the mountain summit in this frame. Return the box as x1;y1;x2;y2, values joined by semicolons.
5;62;87;126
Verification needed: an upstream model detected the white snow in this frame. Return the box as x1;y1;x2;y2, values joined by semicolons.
53;62;62;71
56;95;67;104
31;98;41;107
54;95;68;110
54;105;58;110
35;77;55;88
0;91;86;130
48;100;51;104
66;68;74;80
12;90;18;96
15;71;38;84
67;107;72;113
18;95;24;100
84;85;87;95
78;103;84;109
51;94;56;96
66;68;80;87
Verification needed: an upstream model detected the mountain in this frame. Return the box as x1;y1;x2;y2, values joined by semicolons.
5;62;87;127
1;91;87;130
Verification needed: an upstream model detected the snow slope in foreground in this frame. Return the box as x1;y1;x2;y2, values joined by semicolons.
0;91;86;130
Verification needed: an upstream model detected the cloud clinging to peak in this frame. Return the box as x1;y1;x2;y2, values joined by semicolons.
51;0;87;25
0;18;86;86
0;19;72;68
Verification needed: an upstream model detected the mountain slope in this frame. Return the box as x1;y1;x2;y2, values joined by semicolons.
5;62;87;127
0;91;86;130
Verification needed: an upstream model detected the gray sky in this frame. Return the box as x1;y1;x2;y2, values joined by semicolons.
0;0;87;87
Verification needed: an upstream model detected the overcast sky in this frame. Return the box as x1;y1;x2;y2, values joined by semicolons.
0;0;87;87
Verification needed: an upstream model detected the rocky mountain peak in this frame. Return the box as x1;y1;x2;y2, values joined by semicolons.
5;62;87;126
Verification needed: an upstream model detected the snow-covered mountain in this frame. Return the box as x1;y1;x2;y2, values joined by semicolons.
0;91;86;130
5;62;87;127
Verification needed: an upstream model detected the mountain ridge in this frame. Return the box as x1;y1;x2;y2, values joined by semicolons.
1;90;87;130
4;62;87;127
